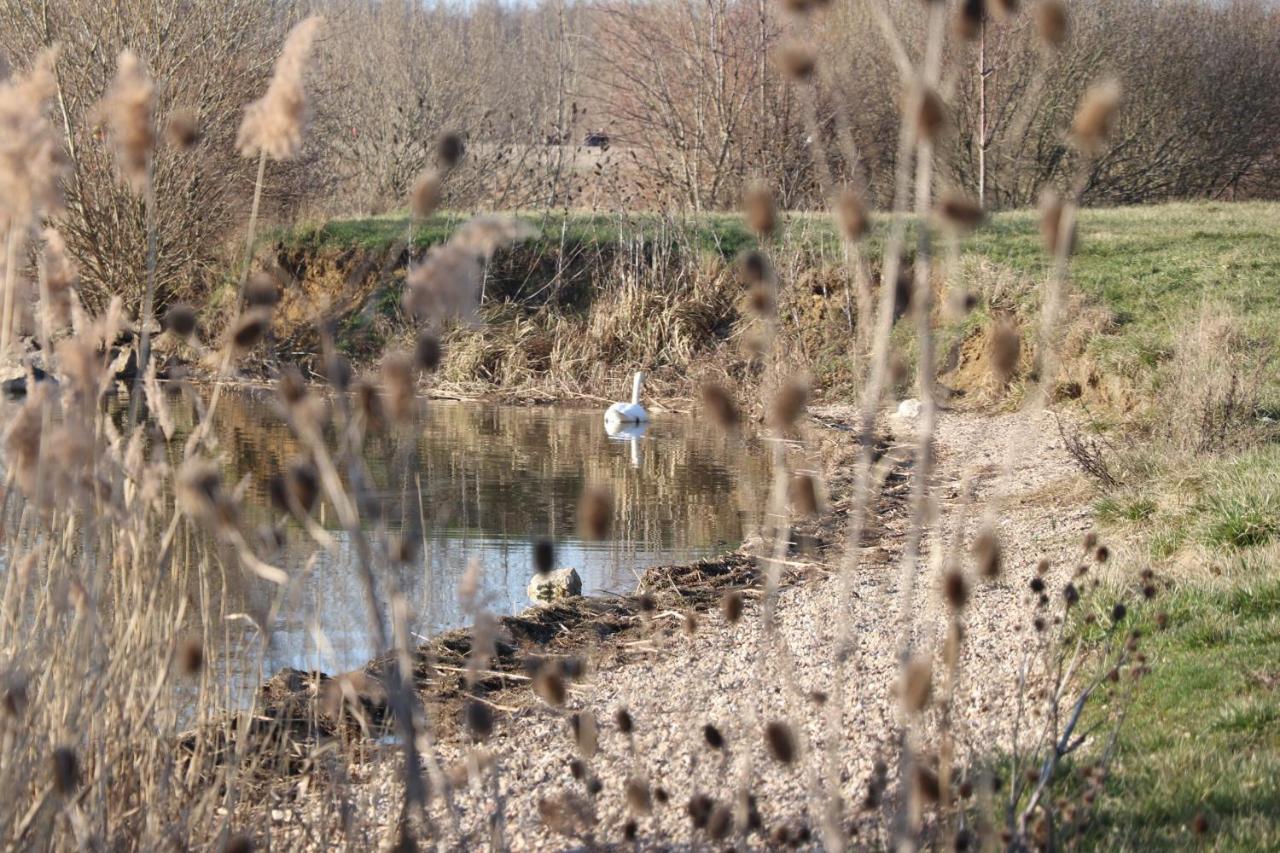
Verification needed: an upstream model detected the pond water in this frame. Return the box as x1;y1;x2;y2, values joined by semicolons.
160;390;770;702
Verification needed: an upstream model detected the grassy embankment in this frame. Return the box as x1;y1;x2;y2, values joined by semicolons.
285;202;1280;844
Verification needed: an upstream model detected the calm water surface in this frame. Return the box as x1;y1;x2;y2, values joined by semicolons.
166;390;769;701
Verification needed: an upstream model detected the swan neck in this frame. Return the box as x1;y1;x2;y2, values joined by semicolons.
631;372;644;406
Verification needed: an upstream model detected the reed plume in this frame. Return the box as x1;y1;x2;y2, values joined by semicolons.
237;16;323;160
96;50;155;193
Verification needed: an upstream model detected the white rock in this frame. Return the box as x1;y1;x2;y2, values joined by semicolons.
526;567;583;604
896;398;923;418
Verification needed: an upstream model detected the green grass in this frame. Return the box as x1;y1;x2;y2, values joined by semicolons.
1078;583;1280;850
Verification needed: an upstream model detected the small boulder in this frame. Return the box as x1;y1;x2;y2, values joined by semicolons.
896;398;922;418
527;568;583;604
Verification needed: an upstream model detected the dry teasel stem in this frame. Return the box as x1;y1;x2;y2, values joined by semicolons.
989;319;1021;383
578;486;613;540
162;303;197;337
699;383;740;430
777;41;817;81
764;720;797;764
789;473;820;516
901;656;933;713
835;187;870;242
972;524;1003;578
1072;80;1122;153
768;379;808;430
437;131;465;169
1035;0;1068;47
533;538;555;575
742;184;777;238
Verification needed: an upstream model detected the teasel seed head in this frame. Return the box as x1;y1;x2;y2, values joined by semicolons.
901;656;933;713
738;249;771;285
51;746;79;795
1030;576;1046;594
789;473;820;516
464;699;493;741
224;834;254;853
569;711;598;757
533;666;567;706
381;352;416;422
687;793;714;829
623;820;638;841
533;538;555;575
245;273;281;309
707;804;734;840
578;486;613;540
437;131;465;169
954;0;985;41
746;282;775;317
777;41;817;81
914;765;941;803
229;309;271;353
1095;544;1110;563
165;109;201;150
944;568;969;609
835;187;870;242
988;0;1019;20
938;194;985;232
162;303;198;337
1083;531;1098;551
354;379;386;430
768;379;808;430
972;525;1002;578
411;171;442;219
1063;582;1080;607
1071;80;1122;154
625;777;652;814
764;720;796;763
703;723;725;750
414;330;442;372
721;590;744;624
277;364;308;407
1039;190;1076;256
909;85;947;143
178;637;204;675
614;707;633;734
323;353;353;392
683;610;700;636
989;319;1021;383
1111;602;1127;624
1035;0;1068;48
742;184;777;238
699;382;740;430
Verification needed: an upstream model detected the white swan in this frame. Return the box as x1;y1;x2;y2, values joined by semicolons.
604;371;649;427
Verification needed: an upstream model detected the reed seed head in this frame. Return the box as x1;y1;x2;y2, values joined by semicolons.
764;720;796;763
237;16;323;160
178;637;204;675
746;282;775;318
1035;0;1068;47
97;50;155;193
742;184;777;238
0;48;65;224
835;187;870;242
578;486;613;540
1071;80;1122;154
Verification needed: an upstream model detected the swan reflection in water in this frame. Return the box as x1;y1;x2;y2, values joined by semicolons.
605;418;648;467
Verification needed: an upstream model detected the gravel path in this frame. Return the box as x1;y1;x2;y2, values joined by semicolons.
260;407;1098;850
